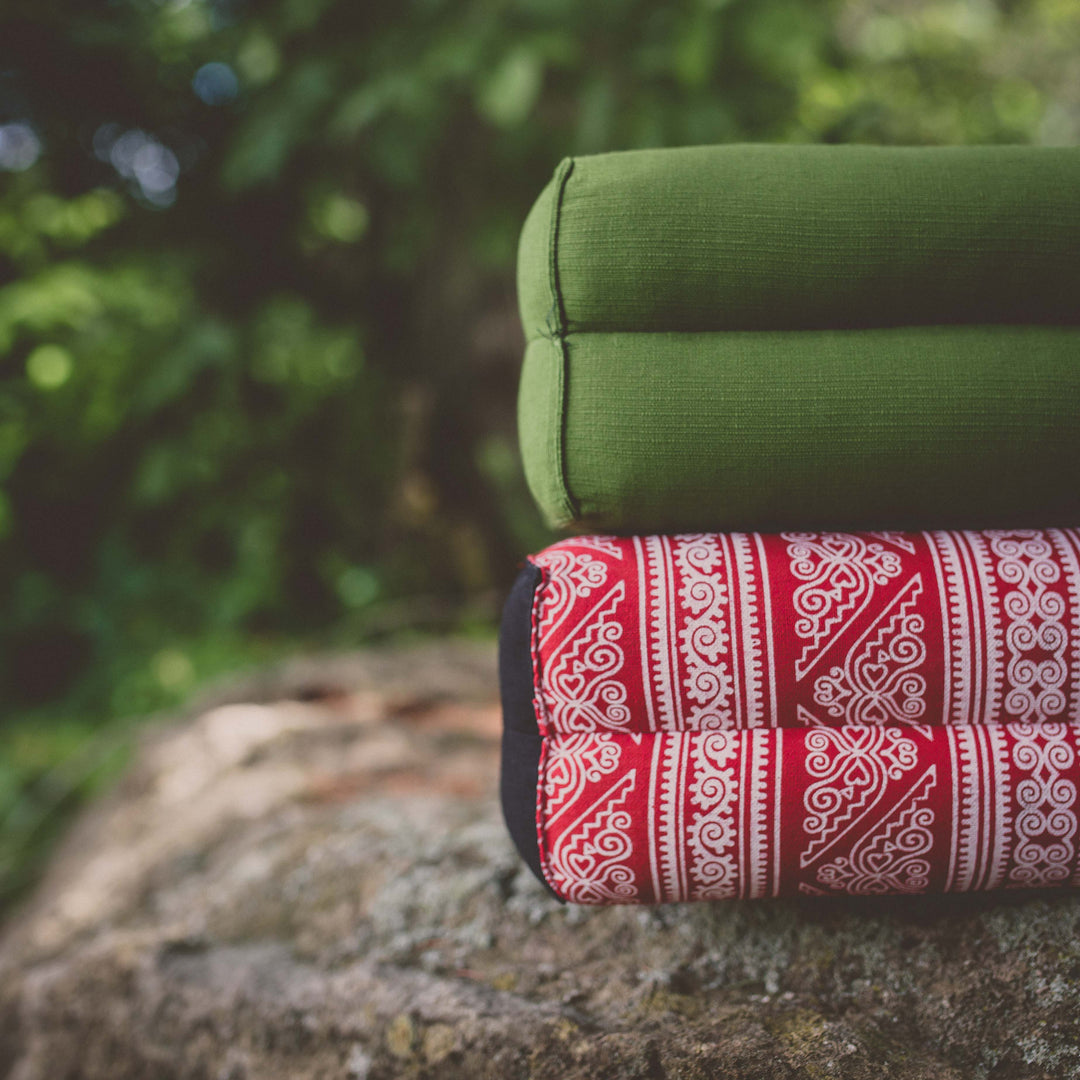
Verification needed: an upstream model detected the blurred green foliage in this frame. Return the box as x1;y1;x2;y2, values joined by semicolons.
0;0;1077;907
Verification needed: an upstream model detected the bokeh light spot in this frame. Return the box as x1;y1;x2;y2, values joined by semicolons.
310;193;369;243
0;123;41;171
110;129;149;178
193;62;240;105
237;34;280;84
337;566;379;608
26;345;74;390
152;648;196;691
477;49;543;128
133;142;180;194
105;129;181;204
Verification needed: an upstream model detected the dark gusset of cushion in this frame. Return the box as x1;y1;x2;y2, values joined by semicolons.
503;144;1080;904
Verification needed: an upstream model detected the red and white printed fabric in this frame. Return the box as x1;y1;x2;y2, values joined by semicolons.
527;530;1080;901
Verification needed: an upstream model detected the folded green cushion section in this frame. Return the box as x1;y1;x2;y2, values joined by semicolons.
519;326;1080;532
518;145;1080;338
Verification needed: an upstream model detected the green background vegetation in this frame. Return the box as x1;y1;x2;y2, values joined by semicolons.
0;0;1077;907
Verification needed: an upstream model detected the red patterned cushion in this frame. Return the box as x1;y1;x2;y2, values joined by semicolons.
502;530;1080;901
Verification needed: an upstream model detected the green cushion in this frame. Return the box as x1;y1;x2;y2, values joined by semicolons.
519;326;1080;532
518;145;1080;339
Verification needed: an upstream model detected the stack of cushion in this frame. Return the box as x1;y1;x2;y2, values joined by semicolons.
502;144;1080;903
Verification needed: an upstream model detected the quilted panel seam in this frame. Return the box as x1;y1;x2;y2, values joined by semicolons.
530;558;566;900
545;157;579;524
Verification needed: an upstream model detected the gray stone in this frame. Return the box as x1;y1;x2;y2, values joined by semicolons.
3;639;1080;1078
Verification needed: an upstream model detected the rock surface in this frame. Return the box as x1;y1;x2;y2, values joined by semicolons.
4;640;1080;1079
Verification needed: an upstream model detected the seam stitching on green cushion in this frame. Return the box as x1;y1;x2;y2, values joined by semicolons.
547;157;579;525
547;158;571;334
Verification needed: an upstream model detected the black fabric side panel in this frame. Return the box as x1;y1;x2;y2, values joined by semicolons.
498;561;559;897
500;728;553;894
499;561;542;737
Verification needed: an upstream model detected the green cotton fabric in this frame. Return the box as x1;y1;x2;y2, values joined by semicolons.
515;144;1080;533
517;145;1080;338
519;327;1080;533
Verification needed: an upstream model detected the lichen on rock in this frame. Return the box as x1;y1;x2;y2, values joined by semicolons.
3;640;1080;1079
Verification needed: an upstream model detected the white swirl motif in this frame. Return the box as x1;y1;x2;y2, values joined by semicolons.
532;546;610;642
543;732;623;823
1007;722;1076;888
543;581;630;732
988;531;1068;723
674;534;735;730
800;726;919;868
815;767;936;895
783;532;904;680
811;576;927;726
686;731;739;898
547;767;640;904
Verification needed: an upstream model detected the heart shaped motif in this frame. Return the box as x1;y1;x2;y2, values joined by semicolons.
566;848;599;878
863;848;897;875
830;565;861;593
863;700;889;724
559;671;587;699
863;663;888;688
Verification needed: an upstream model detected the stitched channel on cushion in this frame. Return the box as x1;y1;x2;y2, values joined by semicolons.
545;158;579;524
547;157;572;334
